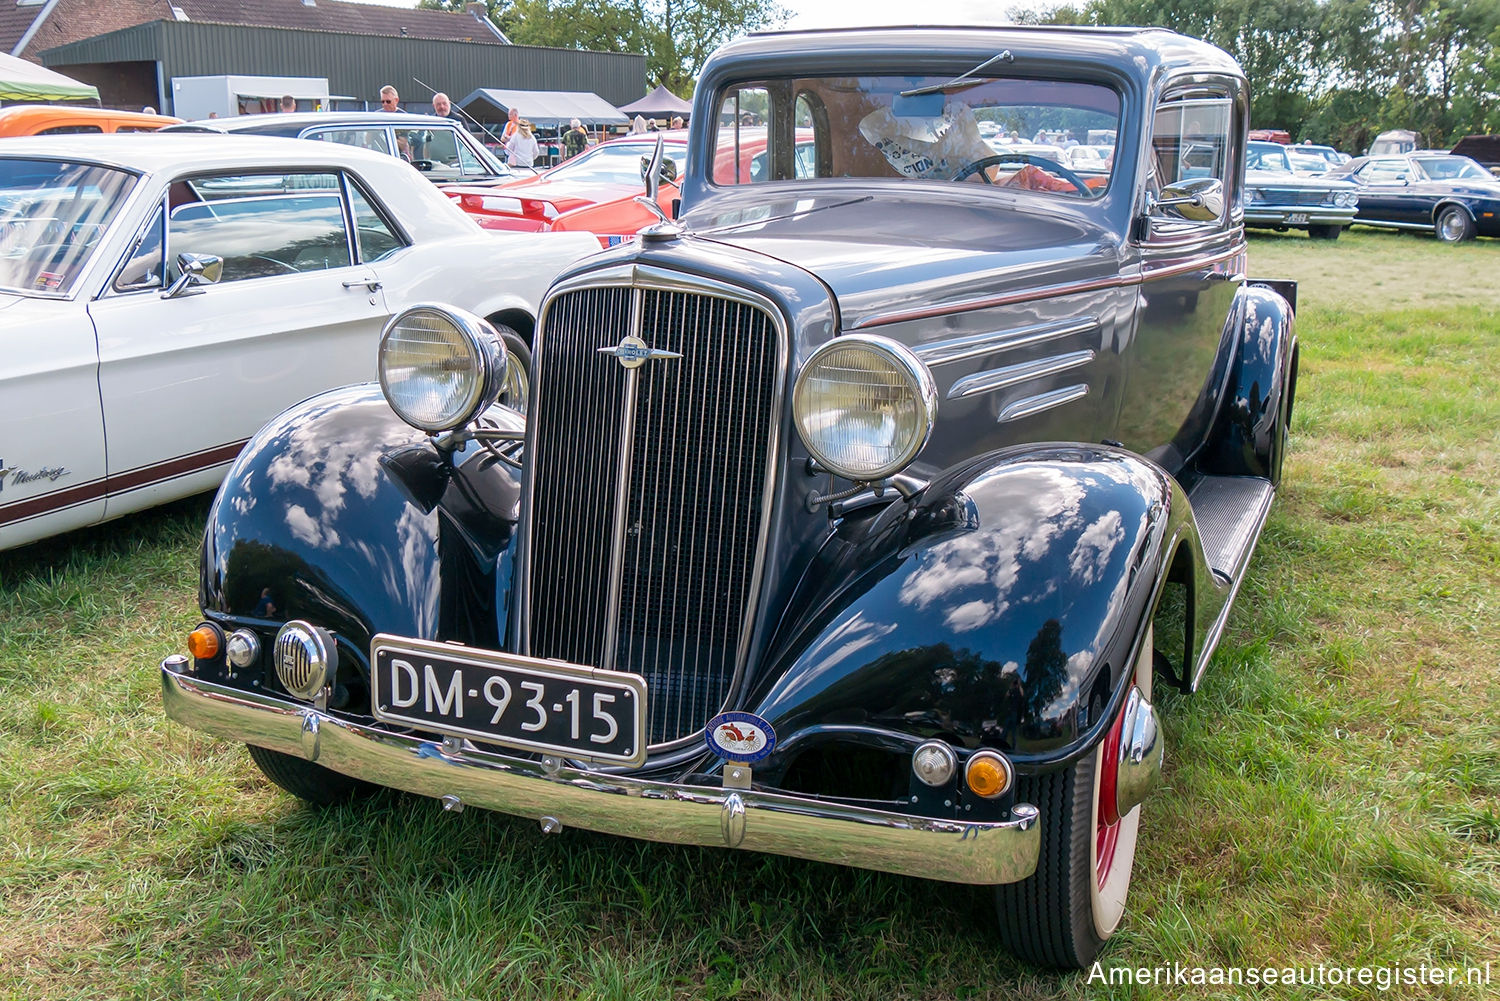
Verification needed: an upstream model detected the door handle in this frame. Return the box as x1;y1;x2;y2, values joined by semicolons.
342;277;382;291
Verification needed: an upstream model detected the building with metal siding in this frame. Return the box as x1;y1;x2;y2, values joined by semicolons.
39;20;644;115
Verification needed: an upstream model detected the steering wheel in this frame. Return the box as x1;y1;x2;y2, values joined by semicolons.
953;152;1094;196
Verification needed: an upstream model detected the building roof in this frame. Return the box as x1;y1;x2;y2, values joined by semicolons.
170;0;507;45
4;0;504;63
6;0;173;61
459;87;627;128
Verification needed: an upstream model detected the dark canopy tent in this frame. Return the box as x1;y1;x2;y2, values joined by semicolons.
618;84;690;121
457;88;626;128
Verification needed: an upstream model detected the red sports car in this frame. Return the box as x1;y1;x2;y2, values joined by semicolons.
445;130;800;246
445;133;689;247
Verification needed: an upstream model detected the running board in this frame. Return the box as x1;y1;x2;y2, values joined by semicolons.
1186;475;1276;690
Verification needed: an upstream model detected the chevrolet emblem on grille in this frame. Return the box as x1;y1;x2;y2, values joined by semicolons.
598;334;682;370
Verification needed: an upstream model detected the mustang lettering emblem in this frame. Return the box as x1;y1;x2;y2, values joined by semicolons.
598;334;682;370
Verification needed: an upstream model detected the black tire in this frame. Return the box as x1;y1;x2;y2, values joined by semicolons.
1307;223;1341;240
246;744;375;806
994;751;1107;968
1435;205;1476;244
994;627;1152;968
489;321;532;413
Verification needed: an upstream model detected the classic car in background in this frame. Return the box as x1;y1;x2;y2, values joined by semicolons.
163;112;522;186
1447;135;1500;177
444;132;687;245
160;26;1298;969
0;135;598;550
1244;139;1358;238
1288;142;1350;169
1367;128;1422;155
1328;152;1500;242
0;104;182;136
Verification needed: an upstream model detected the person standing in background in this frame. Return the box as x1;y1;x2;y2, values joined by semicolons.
379;85;404;112
671;116;685;129
502;106;521;141
432;92;459;121
563;117;589;159
280;94;296;113
504;119;538;168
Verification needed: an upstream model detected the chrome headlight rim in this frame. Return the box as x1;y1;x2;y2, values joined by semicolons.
377;303;507;434
793;333;938;483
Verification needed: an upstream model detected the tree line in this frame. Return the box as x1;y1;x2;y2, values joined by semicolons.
1014;0;1500;151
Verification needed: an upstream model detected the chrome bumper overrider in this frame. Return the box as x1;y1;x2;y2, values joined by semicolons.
161;662;1041;884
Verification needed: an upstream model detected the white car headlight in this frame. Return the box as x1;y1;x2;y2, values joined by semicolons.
793;334;937;482
378;305;507;432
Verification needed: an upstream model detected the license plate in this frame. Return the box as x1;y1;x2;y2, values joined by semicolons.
1287;213;1309;224
369;635;646;766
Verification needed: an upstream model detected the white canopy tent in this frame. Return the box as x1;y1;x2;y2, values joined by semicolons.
0;53;98;103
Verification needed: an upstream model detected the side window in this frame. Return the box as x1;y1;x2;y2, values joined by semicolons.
394;127;463;181
1366;160;1409;181
313;129;392;156
114;203;166;292
1146;95;1233;237
345;177;407;264
714;86;770;184
165;172;352;283
38;124;103;135
1151;98;1232;188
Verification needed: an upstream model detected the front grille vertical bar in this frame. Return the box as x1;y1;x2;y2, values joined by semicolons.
600;287;644;671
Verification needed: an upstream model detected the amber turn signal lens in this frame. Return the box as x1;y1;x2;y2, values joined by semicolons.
187;623;222;660
965;750;1013;799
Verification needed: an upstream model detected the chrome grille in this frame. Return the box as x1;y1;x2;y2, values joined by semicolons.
525;280;781;747
275;632;313;694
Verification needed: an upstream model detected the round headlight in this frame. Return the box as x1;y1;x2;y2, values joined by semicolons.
793;334;937;482
378;305;506;433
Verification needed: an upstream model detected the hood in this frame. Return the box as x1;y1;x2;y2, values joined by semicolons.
0;292;23;312
681;185;1123;329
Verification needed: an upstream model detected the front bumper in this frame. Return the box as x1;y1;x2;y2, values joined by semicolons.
1245;205;1357;227
162;661;1041;885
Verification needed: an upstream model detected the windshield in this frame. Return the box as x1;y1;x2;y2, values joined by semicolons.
0;158;136;295
542;142;687;185
1247;142;1292;173
1413;156;1488;181
713;74;1121;198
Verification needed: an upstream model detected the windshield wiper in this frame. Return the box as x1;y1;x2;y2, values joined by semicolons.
898;50;1015;98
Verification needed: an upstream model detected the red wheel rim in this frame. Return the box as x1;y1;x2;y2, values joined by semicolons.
1095;677;1129;889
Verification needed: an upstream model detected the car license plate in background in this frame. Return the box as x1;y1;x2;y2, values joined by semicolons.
370;635;646;765
1287;213;1309;224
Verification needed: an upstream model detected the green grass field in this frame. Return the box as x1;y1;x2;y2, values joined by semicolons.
2;229;1497;1000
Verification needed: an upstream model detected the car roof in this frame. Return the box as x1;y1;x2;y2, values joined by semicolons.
0;105;183;131
174;111;462;133
718;24;1243;80
0;132;404;173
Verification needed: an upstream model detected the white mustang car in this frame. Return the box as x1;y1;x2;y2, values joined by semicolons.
0;135;599;551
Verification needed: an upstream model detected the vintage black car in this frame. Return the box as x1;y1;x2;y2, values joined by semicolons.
160;26;1298;969
1328;152;1500;242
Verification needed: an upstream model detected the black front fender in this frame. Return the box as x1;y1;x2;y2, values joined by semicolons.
200;385;523;663
748;445;1190;772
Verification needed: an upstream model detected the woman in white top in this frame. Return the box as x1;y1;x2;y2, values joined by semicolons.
504;120;539;168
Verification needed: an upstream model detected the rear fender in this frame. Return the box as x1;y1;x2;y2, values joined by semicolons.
748;445;1200;773
1200;283;1298;483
